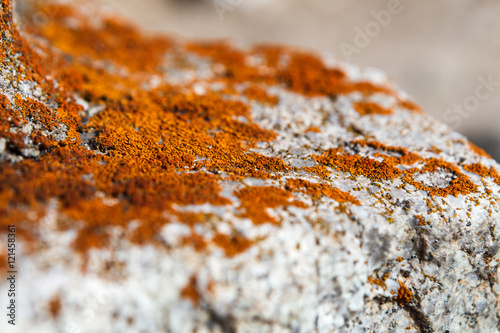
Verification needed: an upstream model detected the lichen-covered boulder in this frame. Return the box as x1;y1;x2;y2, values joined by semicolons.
1;1;499;332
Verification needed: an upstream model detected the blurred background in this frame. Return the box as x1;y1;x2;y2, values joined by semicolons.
84;0;500;160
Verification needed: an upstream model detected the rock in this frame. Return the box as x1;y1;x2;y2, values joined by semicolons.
1;1;499;332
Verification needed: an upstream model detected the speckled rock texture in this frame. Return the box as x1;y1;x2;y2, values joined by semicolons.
1;1;500;332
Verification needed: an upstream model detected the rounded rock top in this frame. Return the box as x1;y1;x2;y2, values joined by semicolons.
1;1;499;332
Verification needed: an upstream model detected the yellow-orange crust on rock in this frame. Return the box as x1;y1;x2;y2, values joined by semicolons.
0;0;494;268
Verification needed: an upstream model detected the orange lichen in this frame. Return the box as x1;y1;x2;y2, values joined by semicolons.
14;95;81;148
367;272;389;289
314;141;477;197
286;179;360;205
1;0;47;83
186;41;273;84
182;231;208;251
253;44;285;68
187;42;396;98
32;4;171;73
0;0;484;265
351;140;423;165
180;275;200;306
277;52;346;96
403;159;477;197
0;251;6;277
464;163;500;187
0;94;27;150
397;99;423;114
305;126;321;133
395;281;413;305
414;215;426;226
276;52;394;97
354;101;393;116
212;232;253;257
48;296;61;318
235;186;306;224
315;148;403;180
302;165;331;179
63;200;173;253
0;1;286;257
175;212;208;227
244;84;279;106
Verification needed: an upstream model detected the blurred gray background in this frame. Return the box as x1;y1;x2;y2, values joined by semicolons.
94;0;500;161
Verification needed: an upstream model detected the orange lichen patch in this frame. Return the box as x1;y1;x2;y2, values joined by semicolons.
187;42;395;99
403;159;477;197
367;272;389;289
0;206;38;248
0;94;27;150
277;51;345;96
15;96;81;146
15;96;59;130
221;153;286;180
138;173;230;207
277;52;395;98
305;126;321;133
64;199;127;252
397;98;423;114
351;140;423;165
124;208;168;246
244;84;279;106
315;142;477;197
253;44;287;68
0;251;6;277
182;231;208;252
212;232;254;257
286;179;360;205
468;141;492;159
0;0;487;265
12;95;81;151
315;148;403;180
180;275;200;306
56;62;139;103
186;41;273;84
395;281;413;305
0;151;96;206
31;4;171;73
302;165;331;179
174;212;207;227
349;82;395;96
48;295;62;318
0;93;9;109
464;163;500;187
1;0;295;259
0;94;12;115
414;215;426;226
1;0;47;83
353;101;393;116
235;186;305;225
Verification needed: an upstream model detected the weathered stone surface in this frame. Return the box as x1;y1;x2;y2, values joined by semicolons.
1;1;499;332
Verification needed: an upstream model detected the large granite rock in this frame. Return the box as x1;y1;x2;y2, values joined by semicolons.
1;1;499;332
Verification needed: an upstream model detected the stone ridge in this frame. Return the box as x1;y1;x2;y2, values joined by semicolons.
0;1;499;332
